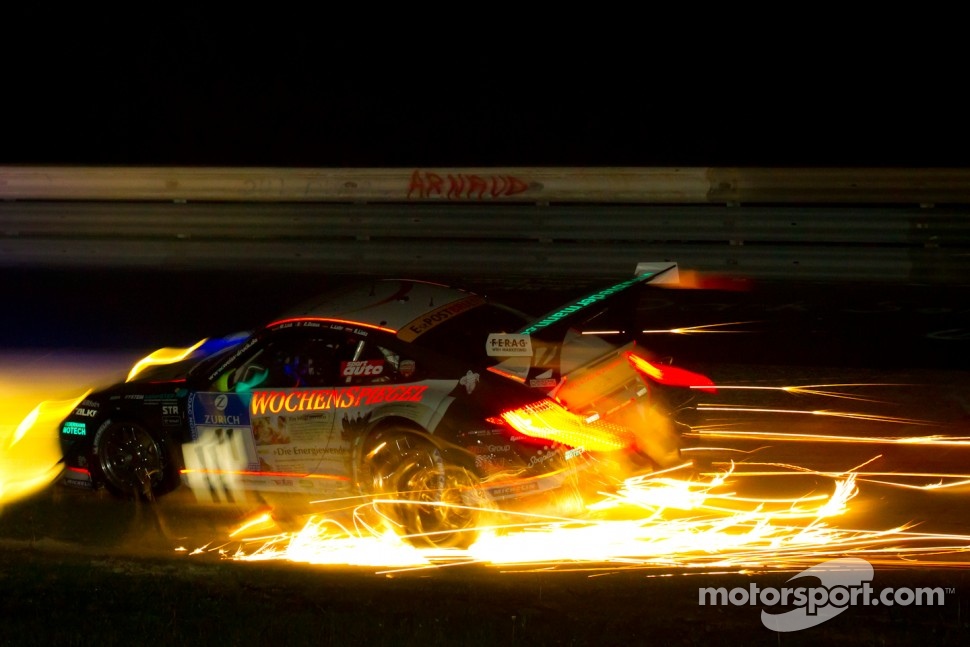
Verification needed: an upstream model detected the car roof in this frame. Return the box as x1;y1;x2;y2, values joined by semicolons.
270;278;487;338
266;263;679;344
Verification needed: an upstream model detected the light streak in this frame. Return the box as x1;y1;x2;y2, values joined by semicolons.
126;338;207;382
695;460;970;491
698;404;935;426
583;322;757;336
689;430;966;444
228;512;277;538
180;468;352;482
709;383;903;403
0;391;89;507
640;321;758;335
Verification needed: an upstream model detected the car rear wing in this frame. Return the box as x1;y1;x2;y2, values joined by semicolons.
516;262;679;341
487;263;680;386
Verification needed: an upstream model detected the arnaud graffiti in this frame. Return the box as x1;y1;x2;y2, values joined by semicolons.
407;170;531;200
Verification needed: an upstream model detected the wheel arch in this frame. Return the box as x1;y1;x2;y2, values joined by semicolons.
89;415;182;499
352;415;481;491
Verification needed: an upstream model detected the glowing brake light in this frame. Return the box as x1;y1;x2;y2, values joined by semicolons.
624;352;717;394
499;400;633;452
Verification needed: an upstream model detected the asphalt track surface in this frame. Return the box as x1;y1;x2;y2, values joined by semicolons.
2;268;970;645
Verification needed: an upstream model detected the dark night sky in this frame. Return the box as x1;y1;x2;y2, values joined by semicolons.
4;27;966;169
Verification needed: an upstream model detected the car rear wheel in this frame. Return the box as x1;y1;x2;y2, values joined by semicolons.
95;420;179;501
364;430;485;549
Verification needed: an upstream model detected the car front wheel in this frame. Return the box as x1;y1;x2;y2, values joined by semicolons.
95;420;179;501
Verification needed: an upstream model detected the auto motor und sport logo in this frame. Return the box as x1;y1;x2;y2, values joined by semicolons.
698;558;951;632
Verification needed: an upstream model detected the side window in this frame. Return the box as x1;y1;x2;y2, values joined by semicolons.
214;330;426;392
277;334;363;387
223;330;360;391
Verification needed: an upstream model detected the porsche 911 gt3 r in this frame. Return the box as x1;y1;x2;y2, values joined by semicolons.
58;263;715;546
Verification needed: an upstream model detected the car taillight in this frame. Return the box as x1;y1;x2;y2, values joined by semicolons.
624;351;717;394
498;399;634;452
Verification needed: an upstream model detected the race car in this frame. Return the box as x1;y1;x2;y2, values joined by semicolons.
58;263;716;547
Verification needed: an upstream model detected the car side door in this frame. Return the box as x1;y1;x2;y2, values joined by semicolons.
186;325;365;495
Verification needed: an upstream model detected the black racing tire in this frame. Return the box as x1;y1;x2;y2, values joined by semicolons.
93;419;180;501
363;429;486;549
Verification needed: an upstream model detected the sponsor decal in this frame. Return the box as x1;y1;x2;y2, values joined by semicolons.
528;449;559;467
564;446;585;460
269;446;349;457
399;359;416;378
62;421;87;436
486;333;533;356
459;370;480;394
317;322;371;337
341;359;384;378
250;385;428;415
207;336;259;382
202;414;243;425
398;295;485;341
73;407;98;418
528;378;557;388
464;428;504;437
189;392;252;438
489;481;541;497
475;454;500;469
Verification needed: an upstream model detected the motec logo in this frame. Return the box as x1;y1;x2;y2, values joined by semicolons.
698;558;949;632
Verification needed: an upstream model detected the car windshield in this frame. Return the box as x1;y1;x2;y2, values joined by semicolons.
184;333;254;380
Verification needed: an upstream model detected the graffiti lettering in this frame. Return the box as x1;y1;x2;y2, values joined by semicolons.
407;170;530;200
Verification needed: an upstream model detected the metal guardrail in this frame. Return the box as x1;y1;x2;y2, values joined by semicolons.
2;200;968;284
2;201;968;244
3;166;970;204
1;167;968;284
